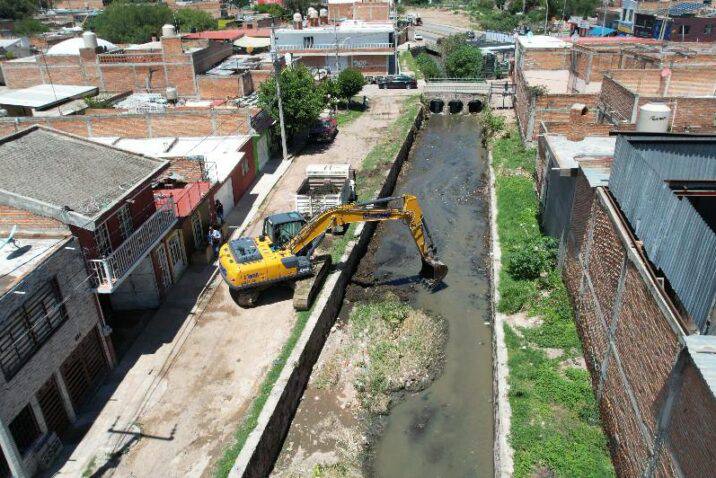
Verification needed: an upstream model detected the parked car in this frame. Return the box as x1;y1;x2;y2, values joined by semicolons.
309;114;338;143
378;74;418;89
414;33;423;41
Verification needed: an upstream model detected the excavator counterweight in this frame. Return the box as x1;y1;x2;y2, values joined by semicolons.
219;195;447;309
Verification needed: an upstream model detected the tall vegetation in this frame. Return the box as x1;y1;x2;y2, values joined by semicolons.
88;2;173;44
415;53;442;79
336;68;366;100
444;44;483;78
257;64;326;140
174;8;218;33
0;0;37;20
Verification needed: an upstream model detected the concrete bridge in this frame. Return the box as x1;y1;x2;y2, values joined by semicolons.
423;80;512;114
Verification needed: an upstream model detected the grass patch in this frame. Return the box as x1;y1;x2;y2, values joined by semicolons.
213;96;422;477
492;127;614;477
336;108;365;127
358;95;421;199
398;50;423;79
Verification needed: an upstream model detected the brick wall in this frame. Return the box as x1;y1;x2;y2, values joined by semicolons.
519;47;571;71
166;159;206;183
0;237;104;423
540;121;613;137
637;96;716;133
0;109;251;139
599;76;636;124
560;184;716;477
197;74;250;99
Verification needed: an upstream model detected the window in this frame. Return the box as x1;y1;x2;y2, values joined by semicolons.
0;279;68;380
9;405;41;455
117;204;134;241
93;222;112;257
191;212;204;246
679;25;691;35
303;36;314;48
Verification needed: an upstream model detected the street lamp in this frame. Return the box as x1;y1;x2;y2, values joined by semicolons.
270;23;288;162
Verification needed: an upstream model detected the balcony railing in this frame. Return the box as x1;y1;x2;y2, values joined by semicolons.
276;42;392;52
90;201;177;294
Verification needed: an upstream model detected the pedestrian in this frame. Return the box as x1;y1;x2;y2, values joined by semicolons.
215;199;224;225
208;225;222;256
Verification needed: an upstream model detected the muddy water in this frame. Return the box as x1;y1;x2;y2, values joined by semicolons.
369;114;493;477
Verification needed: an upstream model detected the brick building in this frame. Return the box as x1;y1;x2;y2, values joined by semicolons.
553;133;716;477
328;0;391;22
597;67;716;132
0;235;114;478
0;29;237;97
0;126;188;314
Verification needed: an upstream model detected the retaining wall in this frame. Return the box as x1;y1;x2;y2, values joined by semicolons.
230;107;425;478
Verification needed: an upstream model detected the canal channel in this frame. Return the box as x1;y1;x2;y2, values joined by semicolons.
274;113;494;477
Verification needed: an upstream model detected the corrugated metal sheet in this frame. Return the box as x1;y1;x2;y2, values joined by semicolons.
609;136;716;333
685;336;716;397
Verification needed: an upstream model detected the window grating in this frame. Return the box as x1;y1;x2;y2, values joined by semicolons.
0;279;68;380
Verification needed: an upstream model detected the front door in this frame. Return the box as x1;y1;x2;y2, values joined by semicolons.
167;232;187;282
154;244;172;292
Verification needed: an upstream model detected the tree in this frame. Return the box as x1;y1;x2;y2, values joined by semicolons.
0;0;36;20
13;18;48;36
319;77;341;106
174;8;218;33
439;33;469;59
87;2;173;44
258;64;325;140
444;44;483;79
254;3;287;19
336;68;365;100
416;53;442;79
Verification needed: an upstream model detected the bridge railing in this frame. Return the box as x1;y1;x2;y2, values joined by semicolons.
425;77;487;83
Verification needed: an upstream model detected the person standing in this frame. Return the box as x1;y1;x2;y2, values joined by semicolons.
208;225;222;256
215;199;224;225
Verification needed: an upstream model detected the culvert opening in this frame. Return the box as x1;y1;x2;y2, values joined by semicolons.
429;100;445;114
468;100;484;113
448;100;463;114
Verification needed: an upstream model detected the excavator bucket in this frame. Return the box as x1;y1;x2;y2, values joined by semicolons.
420;257;448;283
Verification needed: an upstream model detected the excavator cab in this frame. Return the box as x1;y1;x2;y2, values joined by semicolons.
262;212;306;249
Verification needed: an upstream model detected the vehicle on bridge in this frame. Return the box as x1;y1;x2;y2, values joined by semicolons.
378;74;418;89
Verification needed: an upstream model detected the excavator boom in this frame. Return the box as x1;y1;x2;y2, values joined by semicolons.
287;195;448;282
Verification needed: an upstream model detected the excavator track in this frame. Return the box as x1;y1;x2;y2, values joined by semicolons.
293;254;332;311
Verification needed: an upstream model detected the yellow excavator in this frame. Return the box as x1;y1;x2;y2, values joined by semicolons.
218;195;448;309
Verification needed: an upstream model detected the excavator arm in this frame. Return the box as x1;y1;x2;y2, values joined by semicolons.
286;195;448;282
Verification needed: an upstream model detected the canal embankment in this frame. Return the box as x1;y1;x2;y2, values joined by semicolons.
225;96;424;478
490;124;614;477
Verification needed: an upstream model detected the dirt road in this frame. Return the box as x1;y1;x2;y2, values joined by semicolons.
62;91;417;478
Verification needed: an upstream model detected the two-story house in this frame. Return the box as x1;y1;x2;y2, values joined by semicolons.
0;126;184;316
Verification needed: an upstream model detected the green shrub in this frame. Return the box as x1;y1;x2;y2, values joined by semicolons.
505;236;557;280
337;68;366;100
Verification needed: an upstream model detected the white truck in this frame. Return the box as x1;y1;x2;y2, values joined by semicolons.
295;164;356;219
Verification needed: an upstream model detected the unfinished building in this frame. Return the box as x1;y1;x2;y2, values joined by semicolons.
555;133;716;476
598;67;716;133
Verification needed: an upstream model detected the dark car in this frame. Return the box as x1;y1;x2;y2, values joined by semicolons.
309;115;338;143
377;74;418;89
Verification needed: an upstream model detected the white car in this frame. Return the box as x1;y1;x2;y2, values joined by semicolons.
414;33;423;41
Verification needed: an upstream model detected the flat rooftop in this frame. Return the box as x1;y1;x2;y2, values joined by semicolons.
0;84;98;109
544;133;616;173
277;20;394;33
0;126;167;228
91;135;250;184
517;34;570;49
0;236;69;295
523;69;601;94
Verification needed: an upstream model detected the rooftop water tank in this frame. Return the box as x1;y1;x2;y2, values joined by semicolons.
319;8;328;17
166;87;178;102
636;103;671;133
307;7;318;18
162;24;177;38
82;31;98;50
293;12;303;22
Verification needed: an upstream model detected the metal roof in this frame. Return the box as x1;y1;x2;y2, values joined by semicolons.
608;134;716;333
0;84;97;109
685;336;716;397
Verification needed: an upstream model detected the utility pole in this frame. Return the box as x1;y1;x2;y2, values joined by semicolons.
270;23;288;161
544;0;549;34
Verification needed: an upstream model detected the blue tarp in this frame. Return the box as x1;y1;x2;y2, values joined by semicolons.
588;26;617;36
